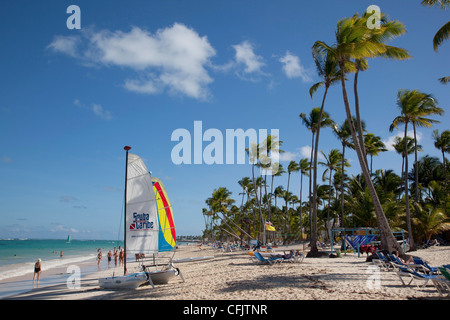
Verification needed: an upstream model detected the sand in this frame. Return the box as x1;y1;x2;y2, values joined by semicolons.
3;244;449;301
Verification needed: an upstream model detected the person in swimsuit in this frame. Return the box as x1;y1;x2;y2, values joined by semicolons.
33;258;41;288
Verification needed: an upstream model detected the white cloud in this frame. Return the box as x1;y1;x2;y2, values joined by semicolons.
92;104;112;120
73;99;112;120
232;41;265;74
47;35;80;57
1;156;13;163
279;51;312;82
383;130;422;152
48;23;216;100
299;146;325;160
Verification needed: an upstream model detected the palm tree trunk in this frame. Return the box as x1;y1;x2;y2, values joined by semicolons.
404;122;416;251
353;67;368;168
327;168;333;242
340;144;346;250
310;85;330;255
413;123;420;203
299;172;303;238
338;60;403;255
284;173;291;245
308;132;315;246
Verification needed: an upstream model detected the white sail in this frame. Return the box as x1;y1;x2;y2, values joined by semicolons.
125;153;159;254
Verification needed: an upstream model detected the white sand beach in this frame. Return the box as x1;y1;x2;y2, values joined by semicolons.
3;244;449;301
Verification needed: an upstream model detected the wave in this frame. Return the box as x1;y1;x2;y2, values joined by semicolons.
0;254;96;281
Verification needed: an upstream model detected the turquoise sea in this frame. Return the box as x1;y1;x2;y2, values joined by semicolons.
0;238;190;299
0;239;123;279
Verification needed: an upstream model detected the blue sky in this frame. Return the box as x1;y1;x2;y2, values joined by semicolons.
0;0;448;240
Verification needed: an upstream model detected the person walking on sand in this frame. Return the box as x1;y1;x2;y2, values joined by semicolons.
33;258;41;288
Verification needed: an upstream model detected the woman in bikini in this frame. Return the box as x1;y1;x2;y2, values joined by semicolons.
33;258;41;288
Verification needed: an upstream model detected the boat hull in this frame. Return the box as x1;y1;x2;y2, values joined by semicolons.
148;269;177;284
98;272;148;289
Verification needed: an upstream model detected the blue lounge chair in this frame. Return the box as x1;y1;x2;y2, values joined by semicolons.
373;251;392;271
412;257;438;274
252;252;283;265
387;253;406;270
396;265;437;288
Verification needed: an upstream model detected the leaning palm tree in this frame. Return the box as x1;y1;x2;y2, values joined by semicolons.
313;13;408;254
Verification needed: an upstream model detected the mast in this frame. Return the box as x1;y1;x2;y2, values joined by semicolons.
123;145;131;275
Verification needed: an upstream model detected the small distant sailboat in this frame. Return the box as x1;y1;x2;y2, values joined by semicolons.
66;234;71;243
98;146;183;289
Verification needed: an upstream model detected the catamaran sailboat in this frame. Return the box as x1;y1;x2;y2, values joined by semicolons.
98;146;183;289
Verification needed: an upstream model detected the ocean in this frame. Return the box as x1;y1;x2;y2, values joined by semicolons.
0;239;124;281
0;238;191;299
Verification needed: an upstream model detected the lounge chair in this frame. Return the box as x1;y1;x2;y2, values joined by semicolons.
252;252;283;265
396;265;437;288
412;257;439;274
431;267;450;296
372;251;392;271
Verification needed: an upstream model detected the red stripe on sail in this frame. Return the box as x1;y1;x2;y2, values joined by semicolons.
154;182;176;242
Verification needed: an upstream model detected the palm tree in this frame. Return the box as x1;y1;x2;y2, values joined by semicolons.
320;149;349;239
313;13;408;254
364;133;388;175
300;107;334;252
392;136;421;199
390;89;444;250
333;118;359;230
390;89;444;245
352;13;411;164
413;205;450;243
432;129;450;186
238;177;251;210
308;47;340;254
298;158;310;236
421;0;450;83
284;160;299;244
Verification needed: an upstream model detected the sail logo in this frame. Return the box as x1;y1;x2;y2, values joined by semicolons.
129;212;154;231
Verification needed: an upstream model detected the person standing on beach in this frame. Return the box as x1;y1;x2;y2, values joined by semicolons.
107;250;112;267
119;248;124;266
114;249;118;267
97;250;102;269
33;258;41;288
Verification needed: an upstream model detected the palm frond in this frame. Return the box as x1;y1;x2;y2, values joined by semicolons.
309;82;324;99
433;21;450;51
438;76;450;84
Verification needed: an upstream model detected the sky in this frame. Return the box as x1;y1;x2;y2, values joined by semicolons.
0;0;448;240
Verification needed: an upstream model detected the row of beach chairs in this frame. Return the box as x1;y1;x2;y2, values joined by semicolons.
250;250;305;265
373;251;450;296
